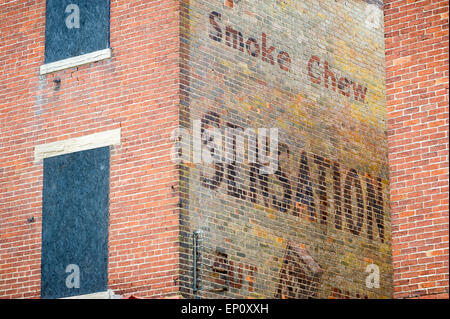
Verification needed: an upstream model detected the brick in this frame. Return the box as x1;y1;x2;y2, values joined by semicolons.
0;0;447;301
386;0;449;299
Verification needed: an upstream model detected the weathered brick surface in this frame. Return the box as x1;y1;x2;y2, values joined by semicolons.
384;0;449;299
4;0;445;300
0;0;181;298
178;0;392;298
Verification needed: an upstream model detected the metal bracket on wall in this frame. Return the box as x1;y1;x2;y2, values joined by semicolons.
193;230;202;298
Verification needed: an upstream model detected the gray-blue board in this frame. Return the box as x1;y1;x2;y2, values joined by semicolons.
41;146;110;299
44;0;110;63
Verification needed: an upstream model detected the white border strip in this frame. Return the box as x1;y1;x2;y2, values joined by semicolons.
34;128;121;162
40;48;112;75
60;290;120;299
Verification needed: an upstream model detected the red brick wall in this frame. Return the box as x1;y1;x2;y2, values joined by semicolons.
0;0;181;298
1;0;448;300
385;0;449;299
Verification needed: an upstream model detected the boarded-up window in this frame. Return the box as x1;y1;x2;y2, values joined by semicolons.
41;147;110;299
44;0;110;63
